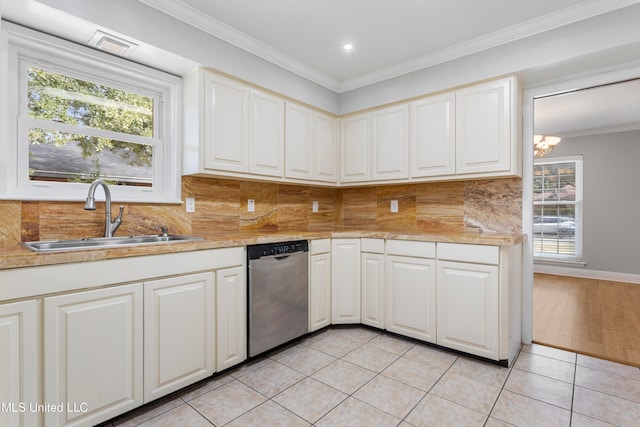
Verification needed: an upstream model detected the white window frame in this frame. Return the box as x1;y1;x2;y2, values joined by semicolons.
0;22;182;203
533;155;583;263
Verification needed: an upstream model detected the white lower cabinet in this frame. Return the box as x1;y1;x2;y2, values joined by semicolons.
361;252;385;329
0;300;38;427
361;238;385;329
216;266;247;372
144;272;215;403
437;261;499;359
331;239;361;323
309;239;331;332
1;247;247;427
44;283;143;427
386;255;437;342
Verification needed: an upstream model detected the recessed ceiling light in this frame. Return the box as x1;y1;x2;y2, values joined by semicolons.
343;43;353;51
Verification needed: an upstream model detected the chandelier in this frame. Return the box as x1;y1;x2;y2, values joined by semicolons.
533;135;561;158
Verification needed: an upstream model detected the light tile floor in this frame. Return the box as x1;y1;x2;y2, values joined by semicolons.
103;326;640;426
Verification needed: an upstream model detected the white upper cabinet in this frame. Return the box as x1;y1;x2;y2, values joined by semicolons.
185;70;520;185
314;111;339;182
285;102;314;180
340;112;371;183
409;92;456;178
340;105;409;183
183;70;284;178
455;77;516;175
249;90;285;177
202;72;250;173
372;104;409;181
285;102;338;183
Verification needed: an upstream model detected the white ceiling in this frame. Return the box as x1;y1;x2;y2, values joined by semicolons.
535;78;640;137
140;0;639;92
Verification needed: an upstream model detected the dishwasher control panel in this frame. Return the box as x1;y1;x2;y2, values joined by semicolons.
247;240;309;260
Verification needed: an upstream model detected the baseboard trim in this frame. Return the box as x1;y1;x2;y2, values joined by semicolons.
534;264;640;284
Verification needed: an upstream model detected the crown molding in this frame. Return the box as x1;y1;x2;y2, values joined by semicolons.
139;0;640;93
138;0;340;90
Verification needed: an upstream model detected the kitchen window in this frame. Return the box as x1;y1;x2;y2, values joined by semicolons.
533;156;583;261
1;23;181;203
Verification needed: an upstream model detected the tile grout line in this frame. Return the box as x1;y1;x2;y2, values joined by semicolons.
118;327;640;426
396;351;459;426
482;360;515;426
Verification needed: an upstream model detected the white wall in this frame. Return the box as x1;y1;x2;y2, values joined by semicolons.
338;4;640;114
5;0;640;115
542;130;640;275
20;0;340;113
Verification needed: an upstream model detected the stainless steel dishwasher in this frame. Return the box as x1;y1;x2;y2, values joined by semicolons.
247;240;309;357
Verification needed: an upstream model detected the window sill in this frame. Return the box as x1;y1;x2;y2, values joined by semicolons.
534;257;586;267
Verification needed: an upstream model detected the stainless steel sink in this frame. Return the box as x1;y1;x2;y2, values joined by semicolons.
22;234;204;253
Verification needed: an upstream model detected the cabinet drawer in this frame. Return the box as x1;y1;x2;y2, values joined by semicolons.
361;238;385;253
437;243;499;265
386;240;435;258
310;238;331;255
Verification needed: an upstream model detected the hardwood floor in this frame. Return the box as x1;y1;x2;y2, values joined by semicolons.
533;273;640;367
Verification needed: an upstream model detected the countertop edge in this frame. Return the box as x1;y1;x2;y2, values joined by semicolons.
0;230;526;270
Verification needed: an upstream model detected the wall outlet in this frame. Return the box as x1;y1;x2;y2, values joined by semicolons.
312;201;319;213
390;200;399;213
185;198;195;213
248;199;255;212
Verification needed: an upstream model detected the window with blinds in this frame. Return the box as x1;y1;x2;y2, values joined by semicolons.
533;156;583;260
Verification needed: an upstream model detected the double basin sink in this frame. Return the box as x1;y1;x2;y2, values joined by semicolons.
23;234;204;253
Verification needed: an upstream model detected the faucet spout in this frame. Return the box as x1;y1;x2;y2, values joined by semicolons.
84;179;124;237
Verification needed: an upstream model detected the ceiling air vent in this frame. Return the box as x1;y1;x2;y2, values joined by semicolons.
88;30;138;57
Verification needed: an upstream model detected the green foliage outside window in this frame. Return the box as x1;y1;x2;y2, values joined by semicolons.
27;67;155;184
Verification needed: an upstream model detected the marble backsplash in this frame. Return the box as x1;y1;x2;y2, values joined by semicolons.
0;176;521;245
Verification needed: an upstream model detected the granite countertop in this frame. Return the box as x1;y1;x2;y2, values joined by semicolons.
0;229;526;270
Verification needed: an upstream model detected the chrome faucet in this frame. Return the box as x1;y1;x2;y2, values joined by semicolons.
84;179;124;237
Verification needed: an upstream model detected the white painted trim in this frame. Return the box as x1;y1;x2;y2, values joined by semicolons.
522;63;640;345
534;264;640;284
138;0;339;91
1;22;182;203
139;0;640;92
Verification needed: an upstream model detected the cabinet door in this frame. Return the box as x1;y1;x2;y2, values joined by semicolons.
309;252;331;332
144;272;215;403
250;89;284;177
455;78;512;174
371;104;409;181
44;283;143;427
314;112;338;182
331;239;361;323
340;113;371;182
361;252;385;329
0;300;38;427
386;255;436;343
410;93;456;177
203;73;250;172
285;102;314;180
437;261;499;359
217;266;247;371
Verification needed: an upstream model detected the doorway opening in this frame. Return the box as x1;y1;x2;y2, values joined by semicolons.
530;78;640;367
